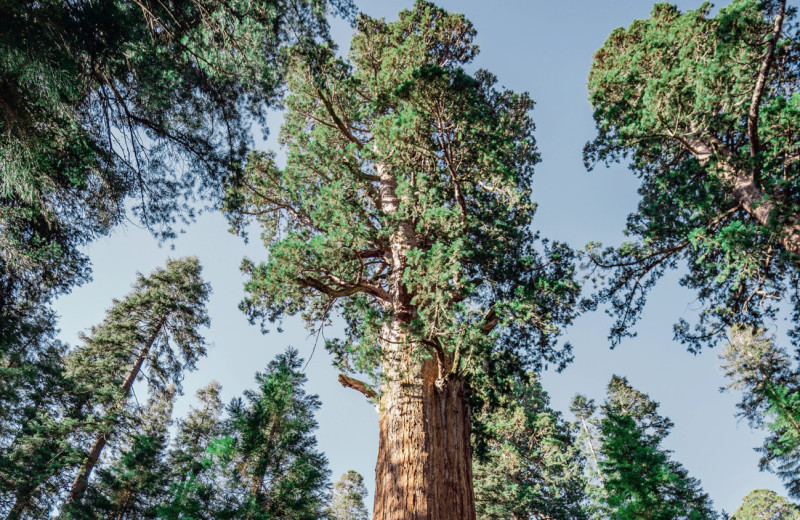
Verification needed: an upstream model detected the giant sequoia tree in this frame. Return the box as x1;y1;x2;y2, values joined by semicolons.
225;2;580;517
585;0;800;349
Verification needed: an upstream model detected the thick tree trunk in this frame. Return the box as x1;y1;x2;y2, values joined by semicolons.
372;345;475;519
372;160;476;518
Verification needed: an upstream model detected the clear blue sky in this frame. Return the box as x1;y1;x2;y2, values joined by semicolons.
52;0;790;514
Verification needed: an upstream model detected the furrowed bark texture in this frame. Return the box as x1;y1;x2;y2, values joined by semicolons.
373;342;474;520
372;160;476;519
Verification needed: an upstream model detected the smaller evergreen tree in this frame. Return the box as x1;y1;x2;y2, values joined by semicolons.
71;387;176;520
328;470;369;520
159;381;226;520
720;326;800;498
573;376;717;520
63;257;210;508
569;394;607;520
219;348;330;519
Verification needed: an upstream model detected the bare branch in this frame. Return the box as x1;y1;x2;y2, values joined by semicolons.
748;0;786;180
338;374;376;398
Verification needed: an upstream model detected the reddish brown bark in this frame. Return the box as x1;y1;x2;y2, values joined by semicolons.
367;159;476;519
373;357;475;520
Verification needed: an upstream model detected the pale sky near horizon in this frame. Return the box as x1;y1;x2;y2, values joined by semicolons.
52;0;793;514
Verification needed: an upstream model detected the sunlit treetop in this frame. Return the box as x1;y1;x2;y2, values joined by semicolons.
225;0;581;388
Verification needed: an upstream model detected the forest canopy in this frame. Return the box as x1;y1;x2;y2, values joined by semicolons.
1;0;799;518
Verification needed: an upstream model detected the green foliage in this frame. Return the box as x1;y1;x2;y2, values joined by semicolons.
0;312;85;519
0;0;353;320
473;372;586;520
158;381;225;520
225;0;579;391
584;0;800;350
67;256;211;402
71;388;176;520
219;348;330;519
573;376;717;520
328;470;369;520
731;488;800;519
721;326;800;498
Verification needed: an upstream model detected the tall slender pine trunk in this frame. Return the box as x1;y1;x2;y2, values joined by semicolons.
64;318;165;505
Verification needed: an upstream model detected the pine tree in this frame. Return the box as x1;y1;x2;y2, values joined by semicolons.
599;376;717;520
70;387;177;520
473;372;586;520
219;348;330;520
721;326;800;497
62;257;210;509
572;377;716;520
0;315;85;520
224;2;580;516
328;470;369;520
0;0;354;320
159;381;226;520
584;0;800;350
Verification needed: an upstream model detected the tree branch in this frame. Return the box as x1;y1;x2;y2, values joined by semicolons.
748;0;786;182
299;274;390;305
479;307;498;335
316;87;364;150
337;374;376;398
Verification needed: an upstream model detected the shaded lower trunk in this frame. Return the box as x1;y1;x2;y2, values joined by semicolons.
373;359;475;520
